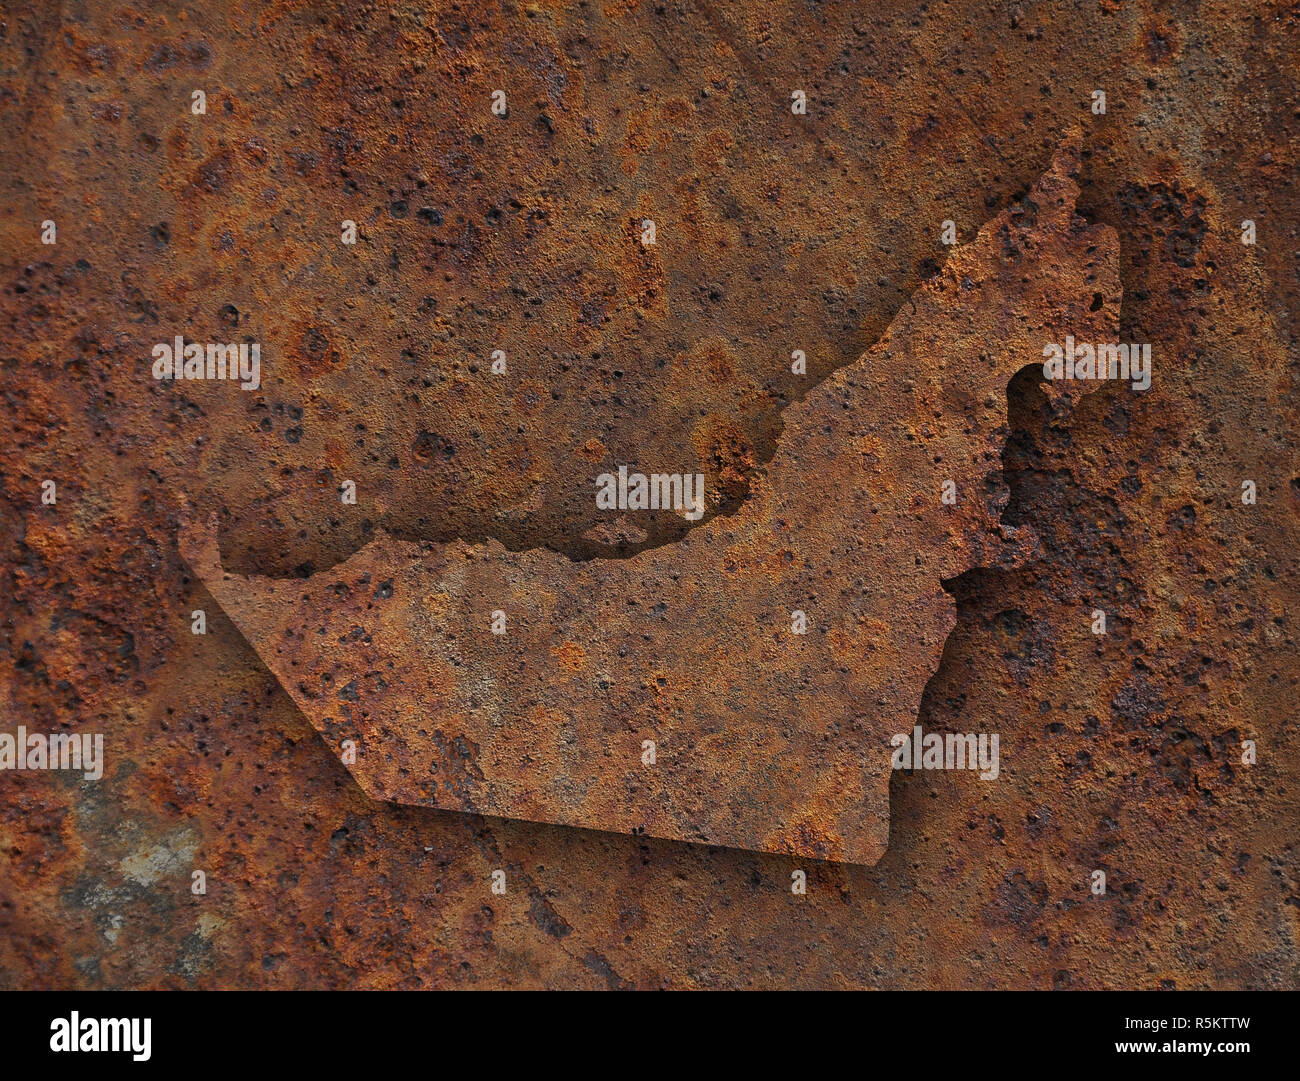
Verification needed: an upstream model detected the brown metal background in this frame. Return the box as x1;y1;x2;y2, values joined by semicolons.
1;0;1297;988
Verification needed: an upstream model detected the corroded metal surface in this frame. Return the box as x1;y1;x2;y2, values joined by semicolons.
1;0;1297;988
182;141;1118;863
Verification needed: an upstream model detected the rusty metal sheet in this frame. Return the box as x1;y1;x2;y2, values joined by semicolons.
1;0;1297;991
182;140;1118;863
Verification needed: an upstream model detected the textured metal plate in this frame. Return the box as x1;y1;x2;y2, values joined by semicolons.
1;0;1296;989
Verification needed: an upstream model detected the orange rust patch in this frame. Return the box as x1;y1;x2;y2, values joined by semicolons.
552;641;587;671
